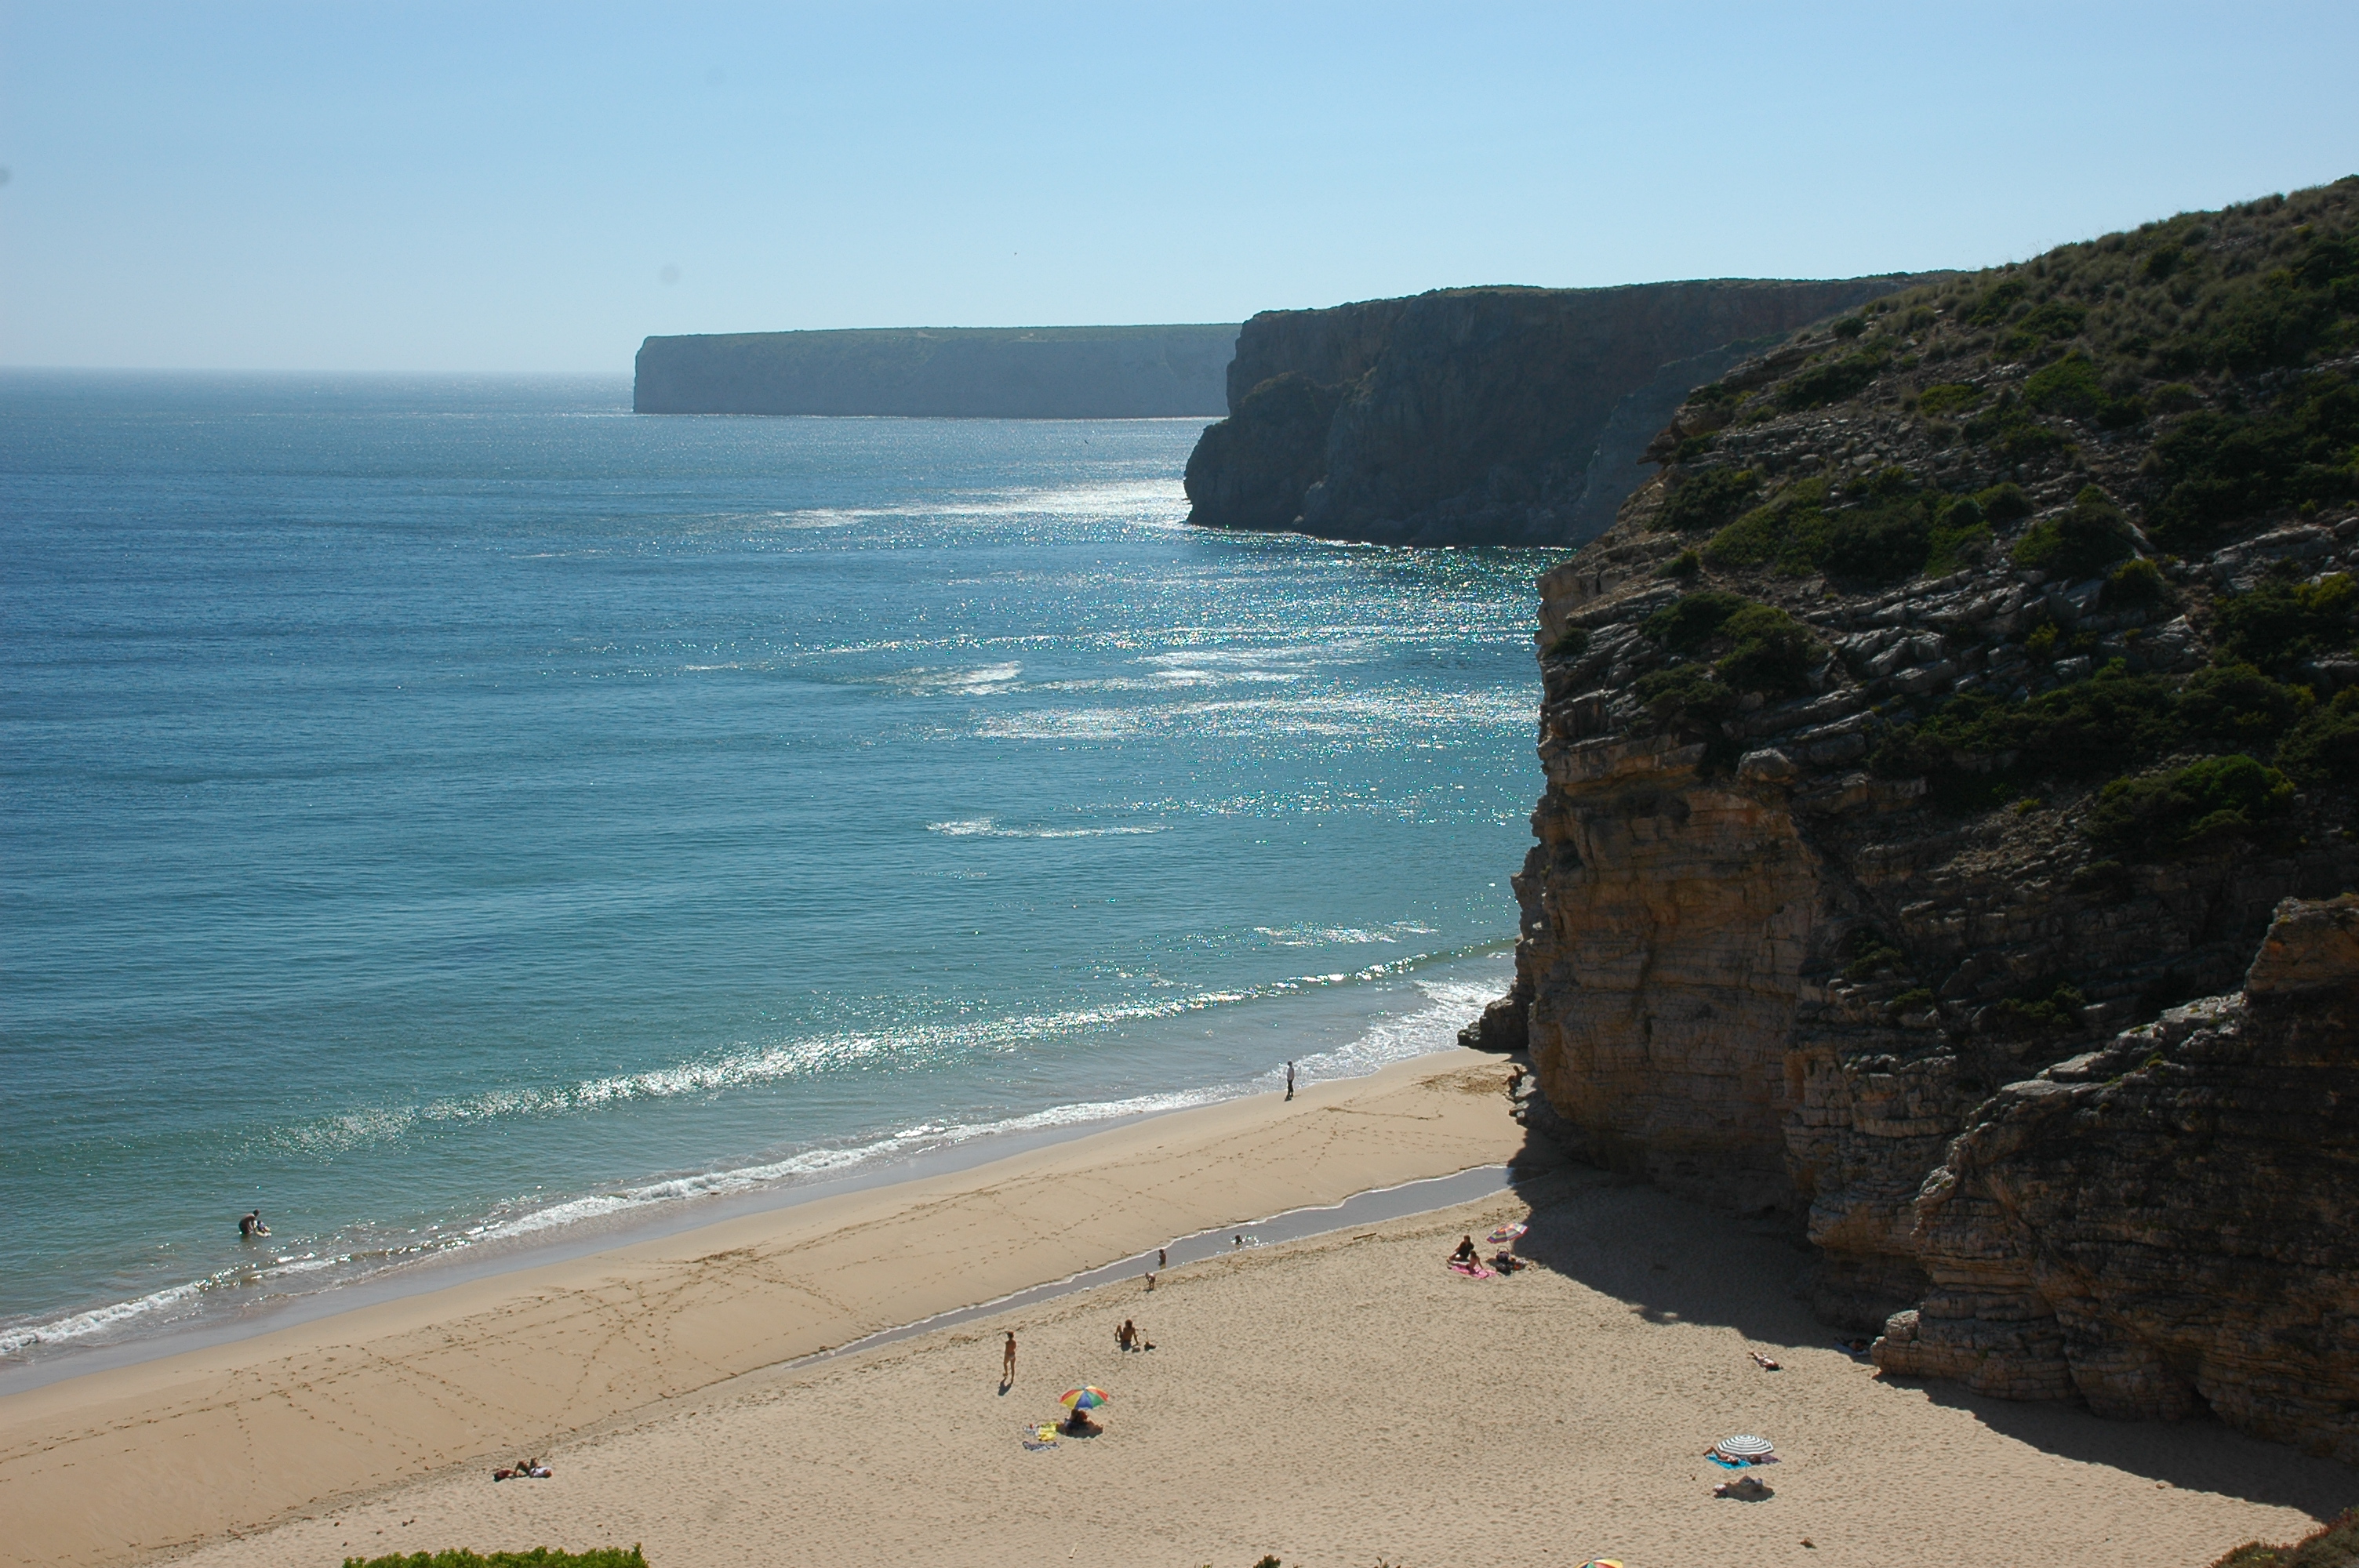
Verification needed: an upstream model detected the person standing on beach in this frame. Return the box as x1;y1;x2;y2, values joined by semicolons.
1285;1062;1296;1100
1002;1331;1017;1385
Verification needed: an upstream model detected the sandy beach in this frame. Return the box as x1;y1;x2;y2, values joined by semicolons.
5;1051;2350;1568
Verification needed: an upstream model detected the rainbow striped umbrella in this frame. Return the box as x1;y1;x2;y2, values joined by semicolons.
1060;1386;1110;1411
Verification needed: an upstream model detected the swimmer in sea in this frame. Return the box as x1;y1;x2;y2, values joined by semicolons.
239;1210;269;1239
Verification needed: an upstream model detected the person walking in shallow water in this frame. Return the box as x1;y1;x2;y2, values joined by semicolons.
238;1210;267;1239
1285;1061;1296;1100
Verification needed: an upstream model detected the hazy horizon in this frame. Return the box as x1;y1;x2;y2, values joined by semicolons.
3;2;2356;375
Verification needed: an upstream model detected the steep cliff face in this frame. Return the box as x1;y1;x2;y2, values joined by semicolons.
1183;279;1921;548
634;324;1236;417
1493;176;2359;1410
1876;895;2359;1461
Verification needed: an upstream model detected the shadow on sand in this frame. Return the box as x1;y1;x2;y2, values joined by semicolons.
1499;1129;2359;1520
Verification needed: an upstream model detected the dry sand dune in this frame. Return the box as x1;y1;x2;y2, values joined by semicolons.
5;1052;2350;1568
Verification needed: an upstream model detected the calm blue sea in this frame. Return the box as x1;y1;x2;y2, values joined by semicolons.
0;372;1545;1368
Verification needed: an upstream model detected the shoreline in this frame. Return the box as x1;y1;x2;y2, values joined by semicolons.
159;1165;2355;1568
0;953;1514;1390
0;1048;1536;1568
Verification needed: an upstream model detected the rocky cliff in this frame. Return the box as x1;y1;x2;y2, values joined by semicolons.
1183;279;1923;548
633;324;1236;417
1483;176;2359;1450
1875;895;2359;1461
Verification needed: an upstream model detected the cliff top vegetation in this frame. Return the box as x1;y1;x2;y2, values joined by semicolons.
1601;176;2359;854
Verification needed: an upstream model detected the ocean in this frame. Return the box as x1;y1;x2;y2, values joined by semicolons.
0;372;1547;1372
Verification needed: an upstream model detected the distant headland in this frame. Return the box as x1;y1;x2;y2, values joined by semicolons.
1183;277;1936;550
632;324;1238;418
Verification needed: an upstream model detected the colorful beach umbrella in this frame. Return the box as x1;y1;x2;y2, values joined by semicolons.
1714;1433;1775;1460
1060;1386;1110;1410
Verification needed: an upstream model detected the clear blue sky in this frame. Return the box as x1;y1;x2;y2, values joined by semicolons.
2;2;2354;372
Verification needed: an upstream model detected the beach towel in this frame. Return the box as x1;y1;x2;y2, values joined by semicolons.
1707;1451;1779;1467
1488;1222;1528;1243
1023;1424;1061;1450
1447;1260;1496;1279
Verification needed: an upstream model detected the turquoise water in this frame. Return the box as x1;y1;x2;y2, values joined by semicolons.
0;372;1545;1365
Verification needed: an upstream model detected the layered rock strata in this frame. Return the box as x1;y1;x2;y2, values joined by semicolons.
1876;896;2359;1461
1183;278;1921;548
1487;179;2359;1389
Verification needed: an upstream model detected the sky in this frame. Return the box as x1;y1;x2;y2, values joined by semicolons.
2;2;2355;373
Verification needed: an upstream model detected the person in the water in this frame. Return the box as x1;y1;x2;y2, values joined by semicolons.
239;1210;269;1239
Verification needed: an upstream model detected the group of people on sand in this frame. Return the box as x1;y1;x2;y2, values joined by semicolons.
1448;1233;1527;1274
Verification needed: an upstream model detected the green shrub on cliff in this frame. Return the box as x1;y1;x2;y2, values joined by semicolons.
2009;488;2139;579
2103;556;2168;609
1868;664;2182;808
2277;687;2359;786
1705;467;1987;588
1990;982;2086;1034
1915;382;1982;419
2173;663;2315;751
1641;590;1748;652
1716;604;1819;695
2021;351;2146;428
2084;754;2295;855
2161;226;2359;374
1976;481;2033;524
2211;572;2357;677
2146;372;2359;550
1635;663;1736;731
1641;593;1819;697
1779;350;1886;411
1657;466;1761;534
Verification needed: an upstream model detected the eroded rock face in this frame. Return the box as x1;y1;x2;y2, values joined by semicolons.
1874;896;2359;1461
1493;180;2359;1450
1183;279;1921;548
1508;488;2356;1325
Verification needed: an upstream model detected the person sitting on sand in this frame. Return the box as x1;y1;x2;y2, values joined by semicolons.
1450;1236;1478;1265
1490;1250;1525;1273
1060;1409;1100;1436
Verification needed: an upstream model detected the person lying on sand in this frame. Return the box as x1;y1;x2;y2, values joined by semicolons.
1450;1236;1478;1265
1714;1474;1772;1500
1750;1350;1782;1370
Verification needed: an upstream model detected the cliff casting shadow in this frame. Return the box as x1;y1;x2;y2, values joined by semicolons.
1499;1131;2359;1518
